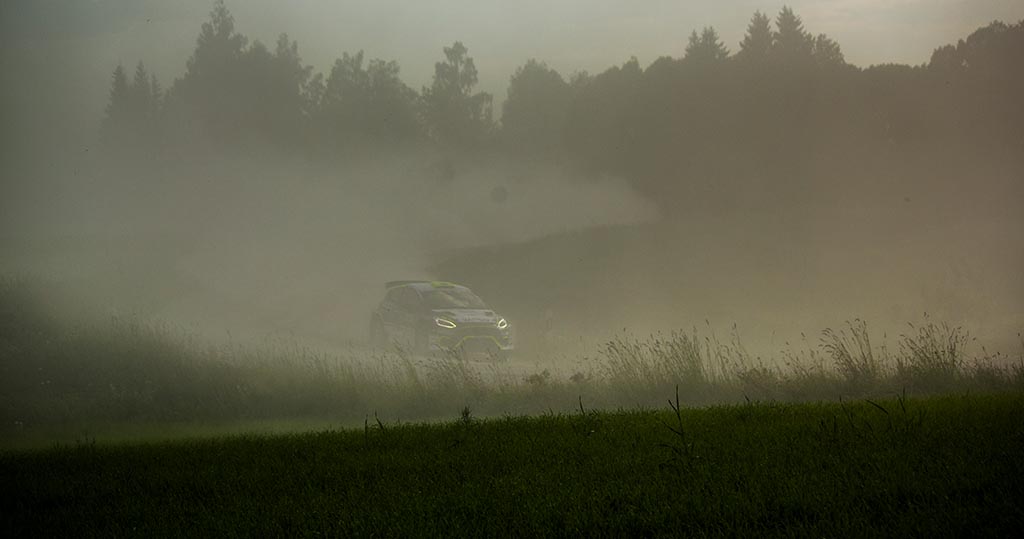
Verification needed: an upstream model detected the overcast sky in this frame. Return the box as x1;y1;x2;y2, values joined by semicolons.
2;0;1022;139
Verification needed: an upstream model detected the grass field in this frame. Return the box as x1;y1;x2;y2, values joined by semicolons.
3;278;1024;534
2;277;1023;449
2;392;1023;536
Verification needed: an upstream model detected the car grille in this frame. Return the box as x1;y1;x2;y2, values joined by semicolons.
435;324;510;349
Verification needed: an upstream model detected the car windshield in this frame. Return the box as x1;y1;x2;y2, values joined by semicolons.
423;288;487;309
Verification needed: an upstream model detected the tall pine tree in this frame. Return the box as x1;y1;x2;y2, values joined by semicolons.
684;27;730;64
773;7;813;65
102;64;130;136
737;11;773;63
102;62;161;148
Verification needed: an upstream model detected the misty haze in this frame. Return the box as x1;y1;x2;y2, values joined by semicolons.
1;1;1023;534
2;0;1024;430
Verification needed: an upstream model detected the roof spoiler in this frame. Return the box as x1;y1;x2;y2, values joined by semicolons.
385;280;429;289
385;280;462;289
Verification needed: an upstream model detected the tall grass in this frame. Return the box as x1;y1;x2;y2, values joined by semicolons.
895;320;968;392
598;331;707;395
1;278;1020;443
821;319;880;389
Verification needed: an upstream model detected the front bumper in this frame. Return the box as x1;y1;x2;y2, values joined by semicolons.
429;324;513;353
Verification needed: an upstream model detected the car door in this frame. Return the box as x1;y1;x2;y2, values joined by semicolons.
389;287;420;347
379;288;404;338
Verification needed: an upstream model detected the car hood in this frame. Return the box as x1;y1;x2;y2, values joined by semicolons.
432;309;499;325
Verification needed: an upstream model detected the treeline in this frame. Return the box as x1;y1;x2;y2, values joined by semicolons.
102;0;489;156
103;1;1024;206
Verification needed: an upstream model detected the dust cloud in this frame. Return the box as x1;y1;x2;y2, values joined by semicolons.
1;1;1022;373
0;149;656;347
437;162;1024;359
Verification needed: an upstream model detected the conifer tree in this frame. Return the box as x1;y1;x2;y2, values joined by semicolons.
773;6;813;64
684;27;730;64
102;64;130;134
738;11;773;62
149;74;163;120
129;62;153;123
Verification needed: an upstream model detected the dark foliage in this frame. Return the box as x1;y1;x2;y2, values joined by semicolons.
422;41;493;148
3;394;1023;536
100;3;1023;211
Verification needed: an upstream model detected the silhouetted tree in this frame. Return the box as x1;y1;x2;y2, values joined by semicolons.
320;50;420;145
422;41;493;147
304;72;325;115
274;34;312;107
812;34;845;67
737;11;773;63
501;59;571;157
773;6;813;65
684;27;730;64
257;33;313;142
564;57;644;177
168;0;248;138
102;64;130;135
926;20;1024;142
149;74;163;120
324;51;368;125
91;2;1022;214
102;62;162;149
929;20;1023;76
166;2;318;147
928;44;962;73
129;62;153;122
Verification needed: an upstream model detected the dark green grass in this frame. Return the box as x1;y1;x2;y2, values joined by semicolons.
3;393;1023;537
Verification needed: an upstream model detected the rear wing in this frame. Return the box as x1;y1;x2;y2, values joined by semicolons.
385;280;428;289
385;280;460;289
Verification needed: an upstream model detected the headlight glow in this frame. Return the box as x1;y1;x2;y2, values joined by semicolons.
435;318;457;329
497;318;508;330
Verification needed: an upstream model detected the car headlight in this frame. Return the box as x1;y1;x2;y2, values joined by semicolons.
435;318;457;329
496;318;508;330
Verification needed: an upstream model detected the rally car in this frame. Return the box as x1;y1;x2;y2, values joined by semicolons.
369;281;513;360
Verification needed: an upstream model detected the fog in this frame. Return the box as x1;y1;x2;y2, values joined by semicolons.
1;0;1023;428
2;150;656;347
